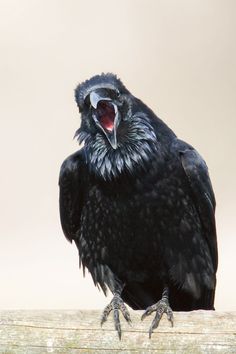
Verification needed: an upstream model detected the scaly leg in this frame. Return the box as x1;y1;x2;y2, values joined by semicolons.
141;286;174;338
101;292;132;339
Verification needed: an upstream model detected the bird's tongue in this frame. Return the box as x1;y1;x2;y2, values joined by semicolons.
97;101;115;132
100;115;114;131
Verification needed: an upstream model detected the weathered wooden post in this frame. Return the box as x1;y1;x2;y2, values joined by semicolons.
0;310;235;353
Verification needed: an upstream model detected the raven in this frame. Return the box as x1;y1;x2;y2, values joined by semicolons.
59;73;218;338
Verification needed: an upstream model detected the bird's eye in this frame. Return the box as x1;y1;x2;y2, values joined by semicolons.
116;90;120;98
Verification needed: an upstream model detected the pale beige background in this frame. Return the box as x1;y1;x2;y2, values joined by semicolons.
0;0;235;311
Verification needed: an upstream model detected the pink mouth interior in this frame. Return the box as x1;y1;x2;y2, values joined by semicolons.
97;101;115;132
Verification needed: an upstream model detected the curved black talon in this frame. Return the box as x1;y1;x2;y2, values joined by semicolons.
101;293;132;339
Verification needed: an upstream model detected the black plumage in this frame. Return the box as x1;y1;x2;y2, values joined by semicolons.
59;73;218;338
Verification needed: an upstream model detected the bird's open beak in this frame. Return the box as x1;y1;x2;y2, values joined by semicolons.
90;91;119;149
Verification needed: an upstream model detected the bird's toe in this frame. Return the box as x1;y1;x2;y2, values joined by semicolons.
101;293;132;339
142;297;174;338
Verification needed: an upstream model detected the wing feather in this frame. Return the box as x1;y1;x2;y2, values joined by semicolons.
59;150;86;242
174;139;218;272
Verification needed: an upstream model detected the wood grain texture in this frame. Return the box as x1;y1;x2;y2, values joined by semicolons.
0;310;235;353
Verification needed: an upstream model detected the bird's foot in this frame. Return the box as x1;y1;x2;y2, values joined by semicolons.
101;293;132;339
141;290;174;338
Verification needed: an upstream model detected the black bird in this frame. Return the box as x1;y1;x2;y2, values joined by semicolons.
59;73;218;338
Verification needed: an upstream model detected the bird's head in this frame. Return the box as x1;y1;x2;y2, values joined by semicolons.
74;73;158;179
